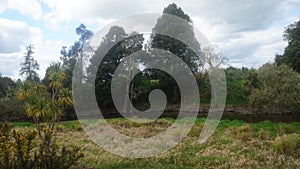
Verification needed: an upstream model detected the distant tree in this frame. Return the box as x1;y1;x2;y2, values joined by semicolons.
20;44;40;82
243;68;259;97
59;24;93;88
225;67;249;104
275;18;300;72
201;46;228;69
0;75;16;98
249;64;300;112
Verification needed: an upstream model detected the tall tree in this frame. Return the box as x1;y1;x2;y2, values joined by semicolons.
87;26;144;109
20;44;40;82
149;3;202;103
60;24;93;88
275;18;300;72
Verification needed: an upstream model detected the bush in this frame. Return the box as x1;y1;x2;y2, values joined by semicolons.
0;98;24;121
0;123;83;169
249;64;300;112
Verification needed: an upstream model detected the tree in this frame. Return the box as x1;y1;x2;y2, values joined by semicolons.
47;62;72;130
201;46;228;69
59;24;93;88
149;3;202;103
275;18;300;72
0;75;15;99
24;96;50;135
20;44;40;82
88;26;144;109
88;26;127;108
17;81;49;136
249;64;300;112
225;67;249;104
17;62;72;135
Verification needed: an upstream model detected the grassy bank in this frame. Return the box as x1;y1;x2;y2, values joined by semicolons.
11;118;300;168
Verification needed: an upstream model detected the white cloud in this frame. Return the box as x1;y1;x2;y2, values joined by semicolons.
0;53;22;79
0;18;63;79
0;18;42;53
40;0;300;32
183;0;300;31
220;27;288;68
0;0;43;20
33;40;64;78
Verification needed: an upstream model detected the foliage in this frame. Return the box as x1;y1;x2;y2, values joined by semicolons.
249;64;300;112
88;26;145;108
275;18;300;72
197;67;251;105
17;62;72;135
37;128;83;169
59;24;93;89
0;97;24;120
225;67;249;104
0;75;16;99
0;123;83;169
149;3;202;103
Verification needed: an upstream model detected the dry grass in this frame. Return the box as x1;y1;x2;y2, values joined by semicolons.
13;118;300;168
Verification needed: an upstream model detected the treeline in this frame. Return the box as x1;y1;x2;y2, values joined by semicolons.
0;3;300;122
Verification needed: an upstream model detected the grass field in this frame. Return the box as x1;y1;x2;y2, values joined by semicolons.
11;118;300;169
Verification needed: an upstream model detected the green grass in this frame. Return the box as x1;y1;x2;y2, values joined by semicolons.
12;121;34;128
10;118;300;168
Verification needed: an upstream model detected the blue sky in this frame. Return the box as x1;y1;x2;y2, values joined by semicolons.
0;0;299;80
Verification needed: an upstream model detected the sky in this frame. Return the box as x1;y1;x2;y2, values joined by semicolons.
0;0;299;80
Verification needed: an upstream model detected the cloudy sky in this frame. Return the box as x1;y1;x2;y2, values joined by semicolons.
0;0;299;80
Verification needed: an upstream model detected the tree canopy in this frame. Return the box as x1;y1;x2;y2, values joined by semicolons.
275;18;300;72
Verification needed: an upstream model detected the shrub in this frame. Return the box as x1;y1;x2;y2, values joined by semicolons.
0;123;83;169
249;64;300;112
38;128;83;169
0;123;37;169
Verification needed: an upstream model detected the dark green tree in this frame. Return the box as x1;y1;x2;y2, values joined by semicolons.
225;67;249;105
88;26;144;109
0;75;15;98
20;44;40;82
275;18;300;72
149;3;202;103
